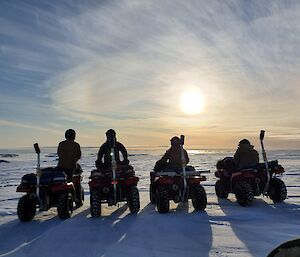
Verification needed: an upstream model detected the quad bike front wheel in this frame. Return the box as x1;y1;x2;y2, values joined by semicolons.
156;186;169;213
268;178;287;203
17;194;36;222
235;182;254;207
90;190;101;217
128;186;140;214
191;184;207;211
57;192;73;219
215;180;229;199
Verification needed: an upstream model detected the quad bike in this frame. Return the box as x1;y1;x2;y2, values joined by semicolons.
16;143;84;221
150;135;208;213
215;131;287;206
89;138;140;217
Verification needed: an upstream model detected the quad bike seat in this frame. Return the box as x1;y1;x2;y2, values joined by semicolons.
91;165;135;178
156;165;195;173
20;168;67;186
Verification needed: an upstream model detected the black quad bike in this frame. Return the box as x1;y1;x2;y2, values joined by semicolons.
89;139;140;217
215;130;287;206
16;143;84;221
150;135;208;213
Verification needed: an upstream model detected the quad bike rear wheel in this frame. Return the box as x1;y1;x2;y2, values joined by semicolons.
191;184;207;211
128;186;140;214
215;180;229;199
57;192;73;219
156;186;169;213
17;194;36;222
268;178;287;203
235;182;254;207
149;184;155;204
90;190;101;217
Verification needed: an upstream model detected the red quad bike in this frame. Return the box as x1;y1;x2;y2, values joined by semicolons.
215;130;287;206
150;135;208;213
89;139;140;217
16;143;84;222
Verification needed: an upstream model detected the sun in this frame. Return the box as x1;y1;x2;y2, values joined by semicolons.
180;90;204;115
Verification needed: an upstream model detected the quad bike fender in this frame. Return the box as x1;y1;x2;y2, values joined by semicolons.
155;176;174;185
272;165;285;174
51;182;75;193
89;180;102;188
188;176;206;185
231;171;256;181
231;171;256;190
124;176;139;186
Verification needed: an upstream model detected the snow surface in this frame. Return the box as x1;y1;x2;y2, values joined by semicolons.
0;147;300;257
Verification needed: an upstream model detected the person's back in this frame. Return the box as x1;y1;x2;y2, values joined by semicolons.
155;136;189;171
97;141;128;168
57;129;81;172
96;129;129;169
234;139;259;170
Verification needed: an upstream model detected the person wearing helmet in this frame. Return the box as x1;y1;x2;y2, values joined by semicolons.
57;129;81;179
233;139;259;170
154;136;189;172
95;129;129;169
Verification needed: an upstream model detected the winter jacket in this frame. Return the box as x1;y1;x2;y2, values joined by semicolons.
96;141;128;169
57;140;81;170
234;144;259;169
156;146;189;170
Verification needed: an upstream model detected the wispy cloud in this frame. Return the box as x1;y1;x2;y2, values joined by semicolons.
0;0;300;148
0;119;61;134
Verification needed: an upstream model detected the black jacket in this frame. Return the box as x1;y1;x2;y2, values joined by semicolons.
96;141;128;169
155;145;189;171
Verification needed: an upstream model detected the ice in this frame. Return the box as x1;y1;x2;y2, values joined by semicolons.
0;160;10;164
0;147;299;257
0;154;19;158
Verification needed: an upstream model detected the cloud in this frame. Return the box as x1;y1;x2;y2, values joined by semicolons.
0;119;61;134
0;0;300;147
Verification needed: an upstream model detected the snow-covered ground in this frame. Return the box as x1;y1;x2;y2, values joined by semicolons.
0;147;300;257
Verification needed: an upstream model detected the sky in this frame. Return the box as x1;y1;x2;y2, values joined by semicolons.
0;0;300;149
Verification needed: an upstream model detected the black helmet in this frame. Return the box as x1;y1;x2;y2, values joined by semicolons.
106;129;116;139
239;139;250;146
65;129;76;140
170;136;181;146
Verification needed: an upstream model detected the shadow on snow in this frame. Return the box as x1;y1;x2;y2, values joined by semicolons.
217;197;300;257
0;200;213;257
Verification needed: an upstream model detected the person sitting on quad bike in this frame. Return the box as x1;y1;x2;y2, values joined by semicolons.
89;129;140;216
215;132;287;206
233;139;259;170
154;136;189;172
95;129;129;170
57;129;82;180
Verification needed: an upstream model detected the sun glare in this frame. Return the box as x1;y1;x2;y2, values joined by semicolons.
180;90;204;115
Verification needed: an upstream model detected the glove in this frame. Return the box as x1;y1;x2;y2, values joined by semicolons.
122;159;129;165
